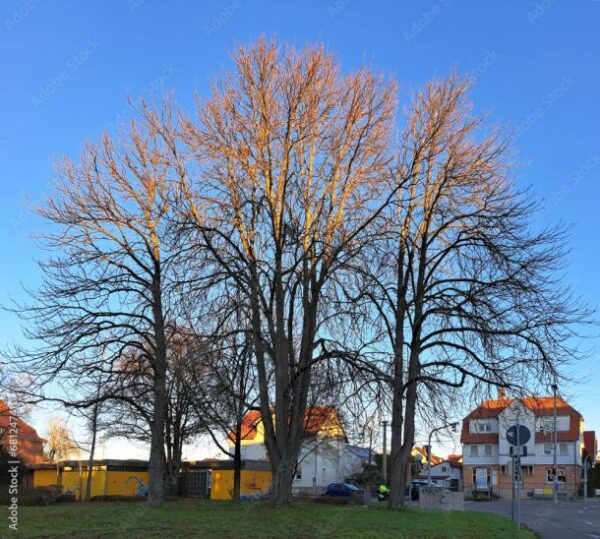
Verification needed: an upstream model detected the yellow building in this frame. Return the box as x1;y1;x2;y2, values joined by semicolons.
31;459;149;499
181;459;272;500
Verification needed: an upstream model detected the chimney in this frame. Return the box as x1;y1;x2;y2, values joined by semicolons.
498;388;506;400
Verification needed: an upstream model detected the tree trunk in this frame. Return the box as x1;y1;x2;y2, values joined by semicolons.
147;274;168;508
85;400;100;501
271;455;296;506
148;373;167;506
233;422;242;501
388;396;404;508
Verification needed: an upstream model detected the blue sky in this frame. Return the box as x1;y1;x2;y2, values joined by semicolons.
0;0;599;457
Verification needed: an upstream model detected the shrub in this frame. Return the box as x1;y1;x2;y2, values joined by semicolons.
0;485;63;506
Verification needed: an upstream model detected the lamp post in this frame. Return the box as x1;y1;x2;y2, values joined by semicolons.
382;419;389;484
427;422;459;486
551;382;558;504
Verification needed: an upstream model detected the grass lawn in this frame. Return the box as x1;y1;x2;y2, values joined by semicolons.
10;499;534;538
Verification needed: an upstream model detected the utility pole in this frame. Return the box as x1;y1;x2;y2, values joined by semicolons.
583;451;597;503
552;382;558;504
515;413;521;532
313;439;318;496
382;420;388;484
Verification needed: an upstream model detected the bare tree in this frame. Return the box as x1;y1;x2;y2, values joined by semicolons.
45;417;79;461
10;103;184;507
180;38;396;504
104;326;206;495
357;76;590;508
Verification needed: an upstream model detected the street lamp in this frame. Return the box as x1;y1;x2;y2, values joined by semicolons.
427;422;459;487
381;419;389;484
551;382;559;504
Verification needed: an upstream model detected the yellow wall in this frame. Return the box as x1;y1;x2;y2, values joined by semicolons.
33;468;59;487
211;469;272;500
61;470;83;497
32;468;148;498
105;471;149;497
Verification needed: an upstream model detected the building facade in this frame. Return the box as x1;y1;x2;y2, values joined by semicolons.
417;454;463;490
227;406;369;494
461;395;585;498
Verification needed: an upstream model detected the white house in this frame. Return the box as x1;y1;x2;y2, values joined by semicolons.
417;455;462;489
461;393;586;498
227;407;370;494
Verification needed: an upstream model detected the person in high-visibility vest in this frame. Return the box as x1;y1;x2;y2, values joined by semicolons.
378;484;390;500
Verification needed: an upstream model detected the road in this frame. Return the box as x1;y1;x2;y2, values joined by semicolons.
465;498;600;539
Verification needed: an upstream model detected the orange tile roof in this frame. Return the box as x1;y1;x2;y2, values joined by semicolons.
228;406;345;442
413;445;443;464
446;454;463;468
461;396;582;443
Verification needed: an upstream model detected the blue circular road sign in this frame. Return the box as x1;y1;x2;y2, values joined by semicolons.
506;424;531;445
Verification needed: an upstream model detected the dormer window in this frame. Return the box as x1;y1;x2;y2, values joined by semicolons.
476;422;492;433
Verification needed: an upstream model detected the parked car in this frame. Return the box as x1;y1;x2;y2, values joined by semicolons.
325;483;361;497
405;480;428;501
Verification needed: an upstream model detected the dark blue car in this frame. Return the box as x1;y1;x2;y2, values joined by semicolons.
325;483;361;497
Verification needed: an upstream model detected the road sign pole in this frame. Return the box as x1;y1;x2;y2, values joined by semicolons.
511;455;516;523
552;383;558;504
584;457;588;504
516;415;520;532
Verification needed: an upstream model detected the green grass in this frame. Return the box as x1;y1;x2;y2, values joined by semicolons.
9;499;534;538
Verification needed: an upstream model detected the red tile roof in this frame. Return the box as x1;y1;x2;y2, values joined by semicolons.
461;396;582;444
0;400;46;465
413;446;443;465
446;454;463;468
0;401;45;444
583;431;597;459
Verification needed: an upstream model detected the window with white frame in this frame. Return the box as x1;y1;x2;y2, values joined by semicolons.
474;421;492;433
295;466;302;480
470;444;479;457
539;418;557;434
546;468;566;483
559;443;568;456
543;443;552;455
521;465;534;476
484;444;493;456
441;466;447;473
